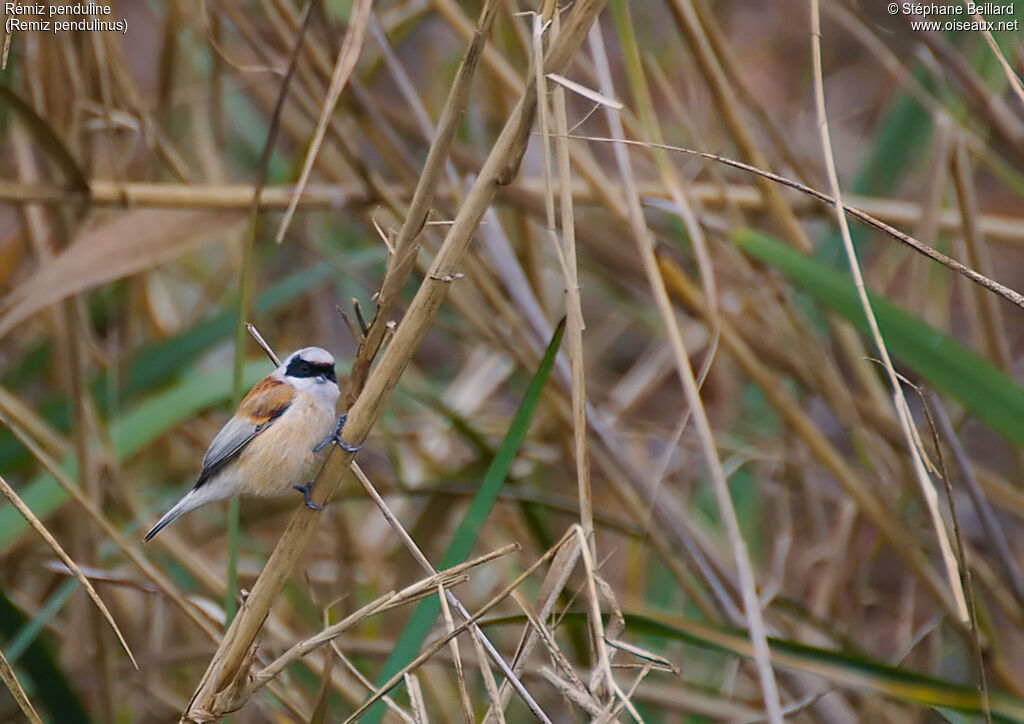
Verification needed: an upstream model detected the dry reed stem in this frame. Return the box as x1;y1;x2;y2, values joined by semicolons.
810;0;967;622
274;0;372;244
587;20;784;724
405;671;428;723
0;473;136;667
6;177;1024;243
0;645;41;724
951;141;1012;372
930;395;1024;612
436;582;475;724
0;181;365;208
246;544;517;693
533;9;595;546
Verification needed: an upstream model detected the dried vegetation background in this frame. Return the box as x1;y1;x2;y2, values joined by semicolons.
2;0;1024;722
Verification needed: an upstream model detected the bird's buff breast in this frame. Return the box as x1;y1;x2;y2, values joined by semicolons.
232;399;335;496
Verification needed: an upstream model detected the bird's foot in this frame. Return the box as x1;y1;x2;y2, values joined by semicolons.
313;413;362;454
293;481;325;511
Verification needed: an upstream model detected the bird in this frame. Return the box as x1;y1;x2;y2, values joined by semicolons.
144;346;359;542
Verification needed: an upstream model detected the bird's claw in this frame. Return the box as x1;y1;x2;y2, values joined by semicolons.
293;481;325;511
313;413;362;454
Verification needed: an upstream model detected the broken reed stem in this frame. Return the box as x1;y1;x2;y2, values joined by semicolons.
182;2;607;719
532;9;594;545
248;543;517;692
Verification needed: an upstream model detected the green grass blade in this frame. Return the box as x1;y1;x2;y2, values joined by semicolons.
734;229;1024;447
363;319;567;723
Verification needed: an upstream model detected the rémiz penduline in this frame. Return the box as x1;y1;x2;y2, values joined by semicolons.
143;347;359;541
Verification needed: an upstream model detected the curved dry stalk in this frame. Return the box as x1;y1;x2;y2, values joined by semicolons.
567;134;1024;312
0;647;41;724
0;473;137;668
809;0;967;622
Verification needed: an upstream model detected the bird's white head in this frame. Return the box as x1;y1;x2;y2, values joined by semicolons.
277;347;340;403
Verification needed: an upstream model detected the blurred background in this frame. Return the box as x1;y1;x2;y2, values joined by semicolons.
2;0;1024;721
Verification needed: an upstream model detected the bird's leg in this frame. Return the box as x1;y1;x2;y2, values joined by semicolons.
293;481;325;511
313;413;362;454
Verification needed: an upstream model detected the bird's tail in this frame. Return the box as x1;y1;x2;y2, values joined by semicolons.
144;489;204;541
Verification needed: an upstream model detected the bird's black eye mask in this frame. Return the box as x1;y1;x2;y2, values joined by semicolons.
286;357;337;383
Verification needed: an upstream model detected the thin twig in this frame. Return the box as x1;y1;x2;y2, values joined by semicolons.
245;323;281;366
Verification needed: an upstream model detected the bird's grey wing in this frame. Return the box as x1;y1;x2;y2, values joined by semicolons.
192;416;260;489
191;377;294;489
